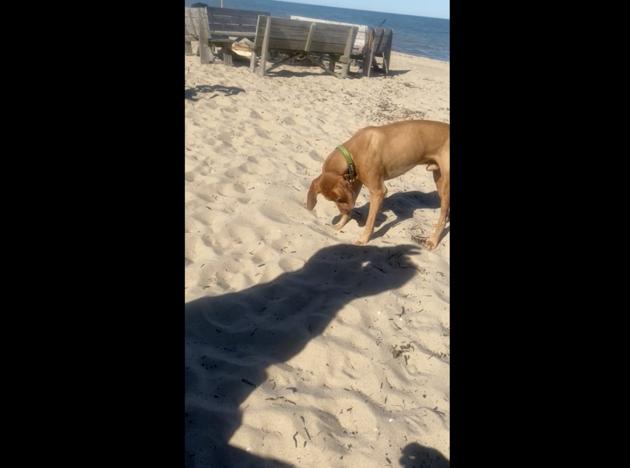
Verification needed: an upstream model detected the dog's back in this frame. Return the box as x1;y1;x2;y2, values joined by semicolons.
347;120;449;179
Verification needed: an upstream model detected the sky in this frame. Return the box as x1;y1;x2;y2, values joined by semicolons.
277;0;449;19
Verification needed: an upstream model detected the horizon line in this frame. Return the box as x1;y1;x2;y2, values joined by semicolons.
273;0;450;20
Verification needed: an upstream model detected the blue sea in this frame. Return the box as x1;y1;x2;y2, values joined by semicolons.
184;0;449;61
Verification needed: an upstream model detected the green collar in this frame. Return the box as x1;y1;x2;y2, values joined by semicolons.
337;145;356;181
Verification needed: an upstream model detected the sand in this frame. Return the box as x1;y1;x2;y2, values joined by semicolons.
185;51;450;467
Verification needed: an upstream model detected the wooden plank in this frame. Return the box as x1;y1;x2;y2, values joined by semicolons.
209;14;261;25
308;41;346;54
310;23;356;35
195;7;269;38
210;21;251;28
267;39;308;51
269;27;310;41
209;12;262;21
250;15;262;72
308;36;348;44
186;7;211;41
340;26;357;78
198;13;210;64
254;15;267;50
209;23;259;34
367;39;375;78
309;35;349;45
304;23;315;52
290;15;367;54
209;30;257;38
311;31;353;42
267;17;310;28
260;16;272;76
263;39;346;52
184;8;194;35
223;42;234;66
207;8;268;30
344;27;358;57
185;8;200;38
207;7;268;17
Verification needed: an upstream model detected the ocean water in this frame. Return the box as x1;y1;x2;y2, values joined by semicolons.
185;0;449;61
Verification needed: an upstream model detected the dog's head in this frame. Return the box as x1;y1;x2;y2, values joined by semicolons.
306;172;355;215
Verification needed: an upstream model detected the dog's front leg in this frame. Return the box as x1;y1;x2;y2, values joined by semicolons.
335;180;362;231
355;185;386;244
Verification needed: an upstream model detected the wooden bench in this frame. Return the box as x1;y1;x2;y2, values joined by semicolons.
289;17;394;77
185;6;269;65
249;16;358;78
362;27;394;77
289;16;367;56
185;7;211;63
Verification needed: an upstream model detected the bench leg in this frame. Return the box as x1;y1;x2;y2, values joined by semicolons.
259;17;271;76
249;50;256;72
185;40;193;56
260;50;267;76
340;61;350;78
199;41;211;64
367;46;375;78
198;16;210;64
223;44;234;66
362;51;369;76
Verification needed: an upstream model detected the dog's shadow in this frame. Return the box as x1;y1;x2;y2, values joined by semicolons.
333;190;442;240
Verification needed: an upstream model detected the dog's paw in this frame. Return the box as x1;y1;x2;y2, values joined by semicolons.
423;238;437;250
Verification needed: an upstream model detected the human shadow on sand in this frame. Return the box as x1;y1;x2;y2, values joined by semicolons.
185;244;420;468
185;84;245;101
399;442;450;468
333;190;442;241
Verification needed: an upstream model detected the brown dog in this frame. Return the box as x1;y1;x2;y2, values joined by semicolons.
306;120;450;248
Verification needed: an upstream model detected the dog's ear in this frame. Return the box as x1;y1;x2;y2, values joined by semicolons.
306;175;321;210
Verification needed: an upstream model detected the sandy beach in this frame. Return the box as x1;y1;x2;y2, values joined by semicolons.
185;51;450;467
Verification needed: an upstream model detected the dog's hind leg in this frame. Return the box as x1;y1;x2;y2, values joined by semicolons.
426;161;449;249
